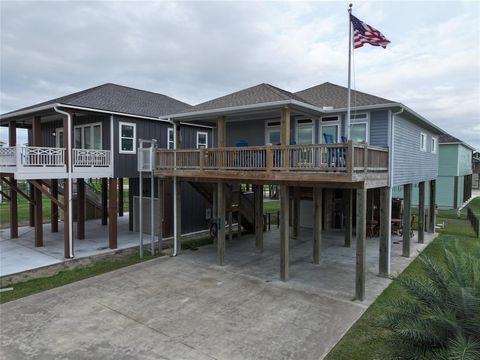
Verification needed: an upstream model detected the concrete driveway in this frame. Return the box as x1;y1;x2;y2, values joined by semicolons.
0;229;434;359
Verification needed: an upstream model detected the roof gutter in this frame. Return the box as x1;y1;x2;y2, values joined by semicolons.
0;104;55;122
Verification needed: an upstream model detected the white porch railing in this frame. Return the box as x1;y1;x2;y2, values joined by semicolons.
0;147;16;166
73;149;111;167
21;146;65;167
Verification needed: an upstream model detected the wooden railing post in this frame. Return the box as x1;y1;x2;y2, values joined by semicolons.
266;144;272;172
346;141;353;176
199;148;204;170
363;142;368;174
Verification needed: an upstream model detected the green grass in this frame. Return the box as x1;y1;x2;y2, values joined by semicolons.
264;200;280;212
325;199;479;360
0;250;158;304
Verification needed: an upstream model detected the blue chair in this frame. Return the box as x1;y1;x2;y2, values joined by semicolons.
341;136;348;143
236;140;249;147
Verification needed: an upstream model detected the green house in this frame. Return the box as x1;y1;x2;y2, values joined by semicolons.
393;134;474;209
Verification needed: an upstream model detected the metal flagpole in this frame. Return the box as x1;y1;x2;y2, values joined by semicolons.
347;3;353;140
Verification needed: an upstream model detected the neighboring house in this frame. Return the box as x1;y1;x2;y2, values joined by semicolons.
0;83;212;258
149;81;444;300
392;134;474;209
473;151;480;190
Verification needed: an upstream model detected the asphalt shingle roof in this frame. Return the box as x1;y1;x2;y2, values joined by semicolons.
294;82;394;109
439;134;462;144
180;83;314;113
2;83;191;118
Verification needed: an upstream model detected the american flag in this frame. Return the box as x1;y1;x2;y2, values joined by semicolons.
350;14;390;49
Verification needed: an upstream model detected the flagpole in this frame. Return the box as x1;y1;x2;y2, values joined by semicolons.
347;3;352;140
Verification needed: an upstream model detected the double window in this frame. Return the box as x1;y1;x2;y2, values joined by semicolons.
74;123;102;149
119;122;136;154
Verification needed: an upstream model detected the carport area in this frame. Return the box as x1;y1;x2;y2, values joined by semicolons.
0;228;436;360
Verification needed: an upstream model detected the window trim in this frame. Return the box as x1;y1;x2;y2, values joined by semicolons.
420;132;427;152
431;136;437;154
73;122;102;149
119;121;136;154
295;118;314;144
167;128;174;149
196;131;208;149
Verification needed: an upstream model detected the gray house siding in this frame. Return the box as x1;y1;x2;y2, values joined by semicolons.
369;110;389;146
180;124;213;150
226;120;266;147
392;114;438;186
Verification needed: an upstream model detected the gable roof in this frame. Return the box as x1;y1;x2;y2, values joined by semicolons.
439;134;476;150
179;83;314;114
295;82;394;109
1;83;191;119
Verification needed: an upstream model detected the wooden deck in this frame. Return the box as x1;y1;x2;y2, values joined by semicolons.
154;142;389;188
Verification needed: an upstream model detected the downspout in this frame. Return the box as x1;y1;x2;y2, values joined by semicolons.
53;105;74;258
172;119;178;256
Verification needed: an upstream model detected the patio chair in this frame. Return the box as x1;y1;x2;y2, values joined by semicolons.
323;133;341;167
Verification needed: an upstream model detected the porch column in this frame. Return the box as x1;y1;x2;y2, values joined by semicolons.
77;178;85;240
118;178;124;217
428;180;436;233
29;182;35;227
379;187;391;276
344;189;352;247
108;178;118;249
101;178;108;225
174;178;182;255
292;187;300;239
33;116;43;247
228;211;233;242
453;176;458;209
254;184;263;253
280;185;290;281
8;121;18;239
51;179;59;232
418;181;425;243
128;178;134;231
402;184;412;257
63;179;71;258
157;178;164;255
313;187;322;264
212;183;217;244
217;182;226;266
355;187;367;301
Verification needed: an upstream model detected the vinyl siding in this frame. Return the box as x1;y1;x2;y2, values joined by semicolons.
392;114;438;186
369;110;389;146
458;145;473;176
438;144;459;176
226;119;270;147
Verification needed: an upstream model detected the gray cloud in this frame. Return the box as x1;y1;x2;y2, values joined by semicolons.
1;0;479;149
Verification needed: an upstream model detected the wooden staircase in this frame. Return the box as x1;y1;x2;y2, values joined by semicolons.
188;182;256;233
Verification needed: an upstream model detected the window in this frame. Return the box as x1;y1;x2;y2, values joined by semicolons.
420;132;427;152
350;113;368;120
167;128;174;149
431;137;437;154
55;128;64;148
320;116;340;143
350;123;368;143
265;121;281;145
119;122;136;154
74;123;102;149
296;119;314;144
196;131;208;148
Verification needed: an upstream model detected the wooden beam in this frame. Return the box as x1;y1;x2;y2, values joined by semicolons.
175;179;182;254
9;177;18;239
418;181;425;244
118;178;124;217
313;187;322;264
51;179;59;232
108;178;118;249
292;187;300;239
63;179;71;258
254;184;263;253
128;178;134;231
29;182;35;227
402;184;412;257
217;183;226;266
29;180;64;211
280;107;290;146
77;178;85;240
228;211;233;242
344;189;352;247
34;184;43;247
355;188;367;301
428;180;436;233
2;177;35;205
0;189;10;201
280;185;290;281
379;187;391;276
101;178;108;225
157;179;164;255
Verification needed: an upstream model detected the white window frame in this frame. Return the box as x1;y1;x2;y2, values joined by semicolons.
265;120;281;145
350;122;369;143
55;127;64;148
349;113;370;143
196;131;208;148
167;128;174;149
320;116;340;143
431;136;437;154
420;132;427;152
295;118;314;144
73;122;102;149
119;121;136;154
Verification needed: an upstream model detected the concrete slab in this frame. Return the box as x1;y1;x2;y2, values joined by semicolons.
0;228;436;360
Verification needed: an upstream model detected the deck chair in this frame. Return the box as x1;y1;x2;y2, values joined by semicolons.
323;133;342;167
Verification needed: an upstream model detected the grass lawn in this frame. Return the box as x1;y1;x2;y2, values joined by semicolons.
325;198;480;360
0;250;158;304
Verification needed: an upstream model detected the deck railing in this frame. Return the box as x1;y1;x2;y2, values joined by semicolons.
0;147;16;166
155;142;389;177
72;149;111;167
21;146;65;167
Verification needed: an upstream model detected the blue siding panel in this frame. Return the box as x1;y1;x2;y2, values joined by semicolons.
369;110;389;146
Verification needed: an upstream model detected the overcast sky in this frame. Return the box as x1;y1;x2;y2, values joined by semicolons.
1;0;479;149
